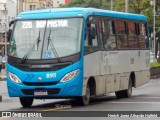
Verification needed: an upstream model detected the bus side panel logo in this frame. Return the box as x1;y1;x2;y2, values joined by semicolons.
102;51;119;66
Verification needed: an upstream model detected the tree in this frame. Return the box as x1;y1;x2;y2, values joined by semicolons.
113;0;153;25
129;0;151;14
66;0;160;60
67;0;154;26
113;0;125;12
65;0;110;9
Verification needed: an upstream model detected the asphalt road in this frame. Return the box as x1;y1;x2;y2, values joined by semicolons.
1;79;160;120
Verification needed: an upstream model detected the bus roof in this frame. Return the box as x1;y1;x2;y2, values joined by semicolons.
17;8;147;22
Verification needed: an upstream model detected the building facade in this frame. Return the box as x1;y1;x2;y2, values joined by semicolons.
53;0;69;8
0;0;16;42
17;0;71;13
18;0;53;13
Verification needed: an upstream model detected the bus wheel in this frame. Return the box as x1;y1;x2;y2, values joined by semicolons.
79;84;90;106
115;91;124;98
19;97;34;108
124;77;132;98
115;78;132;98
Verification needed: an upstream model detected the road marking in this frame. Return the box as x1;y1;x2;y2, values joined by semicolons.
0;117;10;120
41;107;65;112
133;96;160;98
109;101;160;104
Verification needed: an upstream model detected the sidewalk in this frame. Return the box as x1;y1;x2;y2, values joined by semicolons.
0;69;6;101
0;69;6;81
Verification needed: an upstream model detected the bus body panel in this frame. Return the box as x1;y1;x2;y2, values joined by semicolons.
7;60;83;97
84;50;150;95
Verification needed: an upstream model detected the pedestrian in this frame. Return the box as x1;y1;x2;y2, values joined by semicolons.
0;50;3;73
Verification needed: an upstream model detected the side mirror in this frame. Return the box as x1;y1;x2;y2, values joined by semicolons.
9;20;15;27
89;26;96;39
7;29;12;42
7;20;15;42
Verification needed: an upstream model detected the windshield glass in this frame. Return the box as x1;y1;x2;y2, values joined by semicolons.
9;18;83;59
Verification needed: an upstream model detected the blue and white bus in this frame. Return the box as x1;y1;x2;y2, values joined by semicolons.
7;8;150;107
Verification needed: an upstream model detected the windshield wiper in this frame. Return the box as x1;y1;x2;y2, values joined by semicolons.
21;31;41;63
47;29;61;63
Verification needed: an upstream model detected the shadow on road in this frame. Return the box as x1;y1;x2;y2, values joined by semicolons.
9;95;118;111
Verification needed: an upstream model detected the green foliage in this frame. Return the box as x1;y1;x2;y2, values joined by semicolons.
129;0;151;14
113;0;125;12
66;0;110;9
150;62;160;68
66;0;159;27
65;0;160;61
113;0;153;26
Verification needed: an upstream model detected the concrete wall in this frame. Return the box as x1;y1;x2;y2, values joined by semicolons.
150;67;160;77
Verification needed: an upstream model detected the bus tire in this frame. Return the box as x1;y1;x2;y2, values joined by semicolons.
115;91;124;99
115;77;132;98
124;77;132;98
19;97;34;108
79;84;90;106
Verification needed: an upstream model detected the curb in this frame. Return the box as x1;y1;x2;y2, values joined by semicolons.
0;96;2;102
150;75;160;79
0;76;6;81
0;78;5;81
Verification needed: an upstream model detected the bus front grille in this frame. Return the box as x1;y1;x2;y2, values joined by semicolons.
14;63;71;72
21;88;60;95
22;81;58;86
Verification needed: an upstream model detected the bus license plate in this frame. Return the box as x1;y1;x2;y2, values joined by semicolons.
34;91;48;96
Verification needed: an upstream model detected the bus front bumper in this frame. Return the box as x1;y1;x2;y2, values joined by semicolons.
7;76;83;98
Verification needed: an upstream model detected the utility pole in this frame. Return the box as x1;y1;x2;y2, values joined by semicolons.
125;0;129;12
153;0;156;61
111;0;113;11
16;0;19;14
0;2;7;77
4;3;7;75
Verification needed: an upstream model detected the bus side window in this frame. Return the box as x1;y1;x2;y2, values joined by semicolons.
139;23;147;49
102;19;116;50
116;20;128;49
128;21;139;49
85;23;98;54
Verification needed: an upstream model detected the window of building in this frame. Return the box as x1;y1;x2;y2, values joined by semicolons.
29;5;32;10
30;5;36;10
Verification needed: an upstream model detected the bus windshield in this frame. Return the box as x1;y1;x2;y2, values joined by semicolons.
9;18;83;59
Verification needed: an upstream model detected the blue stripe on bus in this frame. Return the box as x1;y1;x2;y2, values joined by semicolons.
17;8;147;21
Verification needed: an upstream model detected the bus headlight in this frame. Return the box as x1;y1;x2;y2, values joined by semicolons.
60;69;80;82
8;72;21;83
